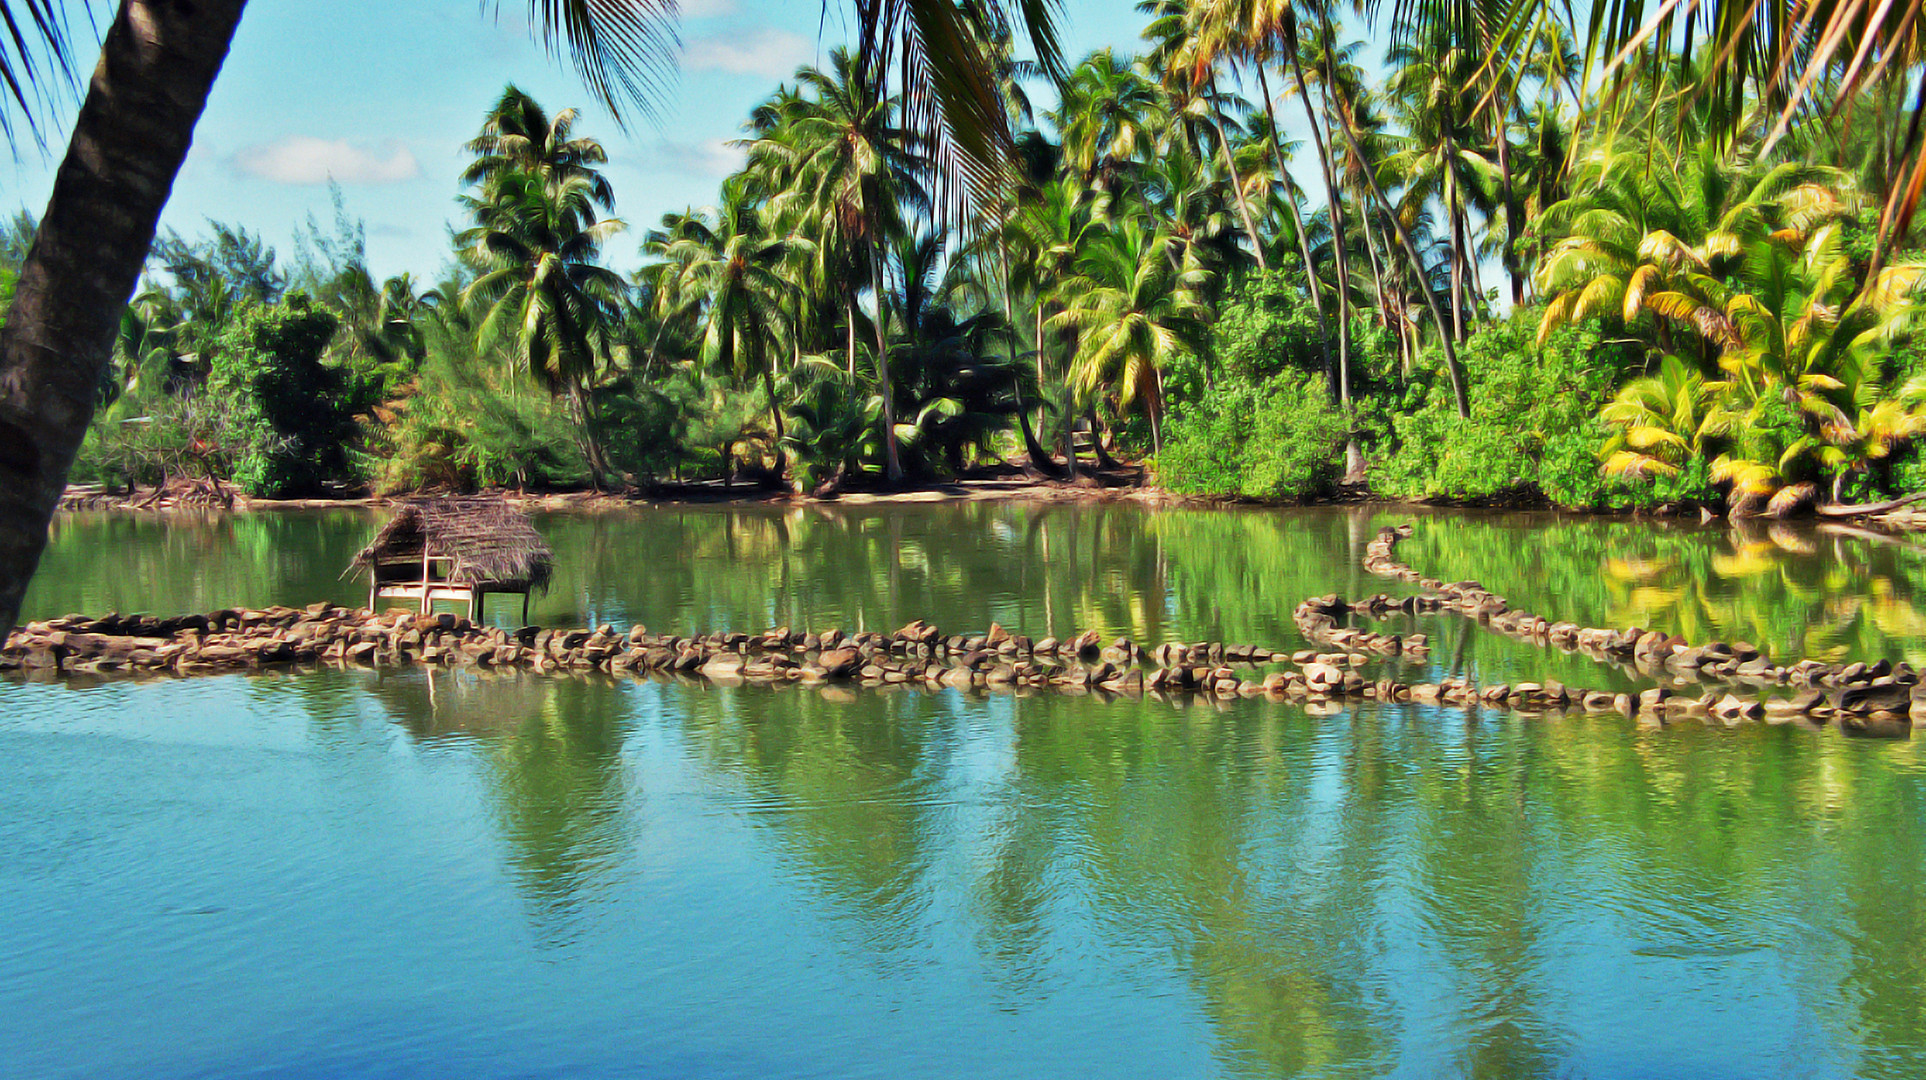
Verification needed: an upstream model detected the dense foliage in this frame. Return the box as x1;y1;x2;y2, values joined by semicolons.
32;1;1926;514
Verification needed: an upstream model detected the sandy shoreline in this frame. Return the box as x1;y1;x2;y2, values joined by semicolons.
56;475;1192;515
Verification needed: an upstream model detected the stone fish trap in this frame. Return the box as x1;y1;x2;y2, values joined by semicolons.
2;525;1918;736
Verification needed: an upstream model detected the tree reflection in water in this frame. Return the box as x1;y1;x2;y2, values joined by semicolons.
26;503;1926;1075
366;668;635;943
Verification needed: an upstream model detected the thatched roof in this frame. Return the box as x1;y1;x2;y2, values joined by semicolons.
352;497;554;592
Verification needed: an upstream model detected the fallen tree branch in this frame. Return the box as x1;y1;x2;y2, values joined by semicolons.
1816;492;1926;518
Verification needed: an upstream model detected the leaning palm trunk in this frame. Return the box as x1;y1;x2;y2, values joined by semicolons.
1284;48;1351;408
567;382;611;490
762;357;787;475
1204;74;1268;272
998;239;1065;480
0;0;248;636
1257;64;1336;380
846;297;860;377
1448;172;1466;342
1493;118;1524;307
1316;47;1469;418
1816;492;1926;517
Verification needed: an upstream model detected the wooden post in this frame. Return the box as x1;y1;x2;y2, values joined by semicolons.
419;547;432;613
469;586;481;623
521;590;530;626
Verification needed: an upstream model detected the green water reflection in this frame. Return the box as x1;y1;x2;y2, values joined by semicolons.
10;504;1926;1078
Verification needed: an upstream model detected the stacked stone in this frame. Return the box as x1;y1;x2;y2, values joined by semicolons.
5;524;1923;733
1357;523;1926;729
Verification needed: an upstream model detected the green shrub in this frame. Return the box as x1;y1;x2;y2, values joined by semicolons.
205;295;356;496
1206;264;1325;385
1369;308;1633;506
376;348;585;492
1158;372;1347;500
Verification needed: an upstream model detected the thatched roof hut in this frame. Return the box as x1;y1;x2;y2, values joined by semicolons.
353;497;555;596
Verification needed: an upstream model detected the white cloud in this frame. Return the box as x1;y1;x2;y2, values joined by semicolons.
683;27;810;75
654;138;747;179
230;137;420;185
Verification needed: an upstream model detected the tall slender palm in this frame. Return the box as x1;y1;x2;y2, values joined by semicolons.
1180;0;1339;387
1226;0;1469;414
1052;50;1168;194
461;171;629;486
1140;1;1270;271
749;49;928;483
1385;26;1499;343
1008;175;1105;474
657;178;808;469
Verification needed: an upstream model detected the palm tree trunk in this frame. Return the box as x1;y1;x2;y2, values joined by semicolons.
870;242;901;483
763;360;786;474
846;296;859;377
1150;366;1165;457
569;382;610;490
1062;408;1079;480
1087;408;1121;470
1317;50;1470;417
1256;62;1334;380
1000;237;1061;478
1461;204;1484;317
1358;201;1391;328
1204;73;1268;271
1034;301;1052;451
1284;47;1351;409
1493;113;1525;307
1448;170;1466;343
0;0;248;635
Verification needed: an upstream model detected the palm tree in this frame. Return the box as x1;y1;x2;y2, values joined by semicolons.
1007;174;1105;475
1599;354;1720;483
1139;1;1270;272
462;84;616;213
1599;222;1926;513
1206;0;1468;414
750;49;928;483
656;177;808;472
1048;220;1214;454
1052;50;1168;195
1535;145;1854;353
461;171;629;487
1385;25;1499;344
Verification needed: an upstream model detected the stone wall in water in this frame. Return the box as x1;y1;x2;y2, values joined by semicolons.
5;524;1921;737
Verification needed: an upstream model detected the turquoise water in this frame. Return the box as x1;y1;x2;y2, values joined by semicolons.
6;504;1926;1078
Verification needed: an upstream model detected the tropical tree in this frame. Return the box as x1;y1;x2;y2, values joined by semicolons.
462;84;616;212
1052;49;1168;193
1535;146;1855;352
1599;354;1720;483
748;49;929;482
1601;223;1926;512
655;178;809;469
1049;220;1214;452
461;170;628;486
1385;25;1498;343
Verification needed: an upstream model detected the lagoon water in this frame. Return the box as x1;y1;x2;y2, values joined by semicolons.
6;504;1926;1078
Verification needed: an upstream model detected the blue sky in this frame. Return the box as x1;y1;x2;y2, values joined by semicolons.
1;0;1158;282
